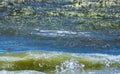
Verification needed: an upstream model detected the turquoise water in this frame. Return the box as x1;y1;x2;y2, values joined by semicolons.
0;0;120;74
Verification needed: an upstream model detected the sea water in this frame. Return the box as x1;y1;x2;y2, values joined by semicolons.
0;0;120;74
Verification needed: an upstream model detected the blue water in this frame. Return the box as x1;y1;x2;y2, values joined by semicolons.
0;34;119;55
0;0;120;55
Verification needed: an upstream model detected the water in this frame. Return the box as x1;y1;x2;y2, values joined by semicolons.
0;51;119;74
0;0;120;74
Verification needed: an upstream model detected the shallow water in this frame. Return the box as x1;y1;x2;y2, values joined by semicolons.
0;0;120;74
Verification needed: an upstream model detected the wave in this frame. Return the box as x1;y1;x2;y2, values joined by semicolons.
31;29;92;38
0;51;119;73
0;70;45;74
0;25;119;40
31;29;120;40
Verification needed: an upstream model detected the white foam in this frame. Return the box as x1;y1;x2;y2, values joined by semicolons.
55;59;85;74
0;70;45;74
33;29;91;37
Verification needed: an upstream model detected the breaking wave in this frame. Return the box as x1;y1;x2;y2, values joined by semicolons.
0;51;119;74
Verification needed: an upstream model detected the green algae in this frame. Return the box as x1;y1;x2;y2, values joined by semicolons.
77;58;104;70
13;55;70;71
0;27;18;35
0;0;119;34
0;52;71;71
0;51;119;72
